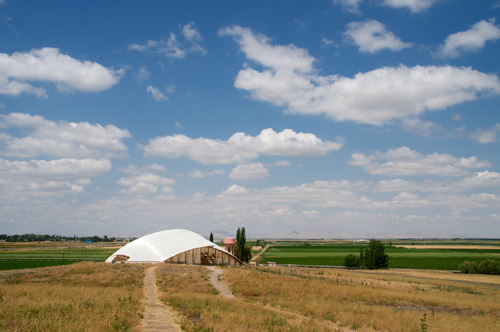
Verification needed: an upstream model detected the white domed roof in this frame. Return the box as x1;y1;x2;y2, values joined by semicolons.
105;229;242;265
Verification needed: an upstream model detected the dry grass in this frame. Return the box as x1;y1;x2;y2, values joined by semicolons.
155;264;333;331
0;262;147;331
225;266;500;331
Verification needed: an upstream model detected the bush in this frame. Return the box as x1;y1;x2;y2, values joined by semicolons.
477;259;500;275
343;254;360;268
459;260;477;274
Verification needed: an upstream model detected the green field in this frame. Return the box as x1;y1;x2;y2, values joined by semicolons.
0;245;117;270
259;245;500;270
0;259;93;270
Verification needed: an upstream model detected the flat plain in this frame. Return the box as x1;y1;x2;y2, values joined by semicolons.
258;241;500;270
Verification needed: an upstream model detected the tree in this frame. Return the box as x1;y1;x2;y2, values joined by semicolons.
343;254;360;268
209;232;214;243
364;240;389;269
459;260;477;274
359;248;364;268
235;227;247;262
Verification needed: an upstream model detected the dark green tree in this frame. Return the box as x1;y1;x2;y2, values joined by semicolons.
343;254;360;268
364;240;389;269
359;248;364;268
209;232;214;243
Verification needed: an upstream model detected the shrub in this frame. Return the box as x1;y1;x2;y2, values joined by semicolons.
477;259;500;275
343;254;360;268
459;260;477;274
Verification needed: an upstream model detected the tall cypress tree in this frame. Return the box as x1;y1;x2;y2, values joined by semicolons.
209;232;213;243
359;248;364;268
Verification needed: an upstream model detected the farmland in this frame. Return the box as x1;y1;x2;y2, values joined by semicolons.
258;242;500;270
0;243;122;270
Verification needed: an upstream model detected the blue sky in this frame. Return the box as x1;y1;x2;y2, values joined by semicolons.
1;0;500;238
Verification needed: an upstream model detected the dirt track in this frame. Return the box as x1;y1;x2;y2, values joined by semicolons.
141;266;182;332
205;266;235;299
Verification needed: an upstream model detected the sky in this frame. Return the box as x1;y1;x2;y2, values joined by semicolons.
1;0;500;238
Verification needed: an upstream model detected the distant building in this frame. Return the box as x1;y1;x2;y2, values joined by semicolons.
268;262;277;266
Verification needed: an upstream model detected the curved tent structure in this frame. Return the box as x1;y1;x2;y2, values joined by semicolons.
105;229;243;266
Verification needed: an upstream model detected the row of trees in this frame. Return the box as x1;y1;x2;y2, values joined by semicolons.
0;234;116;243
459;259;500;275
343;240;389;269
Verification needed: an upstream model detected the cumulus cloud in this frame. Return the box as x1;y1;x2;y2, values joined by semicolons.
350;146;491;176
459;171;500;189
129;21;206;58
118;163;167;174
438;19;500;58
0;48;123;97
147;86;168;101
0;158;111;180
221;26;500;127
117;173;175;186
218;26;315;73
229;163;269;180
344;20;413;53
143;128;342;164
381;0;439;13
117;173;175;195
0;113;130;159
468;123;500;144
188;169;225;178
332;0;363;13
0;157;110;197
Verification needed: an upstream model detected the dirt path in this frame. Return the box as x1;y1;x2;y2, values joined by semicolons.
250;244;271;263
141;266;183;332
205;266;235;299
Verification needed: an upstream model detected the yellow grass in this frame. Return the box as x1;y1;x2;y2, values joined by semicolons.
0;262;147;331
224;267;500;331
155;264;333;331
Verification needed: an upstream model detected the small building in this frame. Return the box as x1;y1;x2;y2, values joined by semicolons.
268;262;276;266
223;237;236;255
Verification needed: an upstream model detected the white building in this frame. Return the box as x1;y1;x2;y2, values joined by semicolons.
105;229;243;266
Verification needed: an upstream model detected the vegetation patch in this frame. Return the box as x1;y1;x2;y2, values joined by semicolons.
0;262;145;331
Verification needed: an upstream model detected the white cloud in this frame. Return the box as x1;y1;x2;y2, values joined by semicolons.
468;123;500;143
0;113;130;158
0;157;110;197
117;172;175;195
222;26;500;127
438;19;500;58
0;158;111;180
0;48;123;97
344;20;413;53
146;86;168;101
267;160;291;167
350;146;491;176
188;169;225;178
143;128;343;164
134;66;150;81
117;173;175;186
120;182;158;195
119;163;167;174
229;163;269;180
218;26;315;73
332;0;363;13
320;38;336;48
129;21;206;58
381;0;439;13
459;171;500;189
